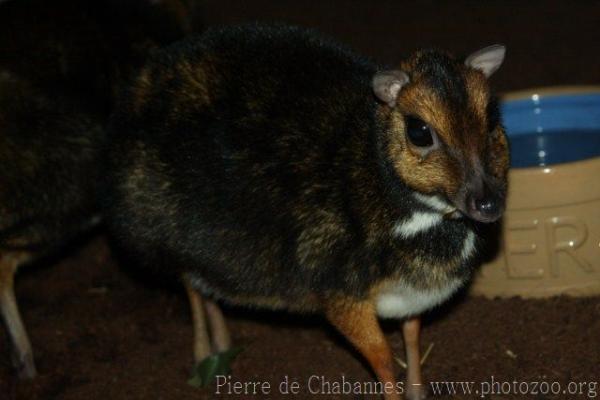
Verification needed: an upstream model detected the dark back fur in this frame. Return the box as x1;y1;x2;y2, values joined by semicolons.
0;72;104;250
107;24;485;311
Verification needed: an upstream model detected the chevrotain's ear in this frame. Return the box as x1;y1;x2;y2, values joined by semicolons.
464;45;506;77
372;70;409;107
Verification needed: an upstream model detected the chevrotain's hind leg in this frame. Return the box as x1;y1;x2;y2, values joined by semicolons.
402;317;427;400
204;299;231;353
325;299;400;400
0;251;36;379
183;279;211;363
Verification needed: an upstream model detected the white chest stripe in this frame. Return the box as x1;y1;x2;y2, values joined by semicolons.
392;212;442;238
461;230;476;260
413;193;452;212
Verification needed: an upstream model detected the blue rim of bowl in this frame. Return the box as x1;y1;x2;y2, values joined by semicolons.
500;86;600;167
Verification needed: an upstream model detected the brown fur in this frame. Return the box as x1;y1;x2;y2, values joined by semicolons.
325;298;400;399
383;52;509;206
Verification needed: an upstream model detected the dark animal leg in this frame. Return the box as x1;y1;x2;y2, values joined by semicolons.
403;317;427;400
0;252;36;379
326;299;400;400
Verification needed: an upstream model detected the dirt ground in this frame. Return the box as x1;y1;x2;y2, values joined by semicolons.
1;236;598;399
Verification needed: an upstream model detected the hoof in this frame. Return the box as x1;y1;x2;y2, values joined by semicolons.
405;383;428;400
15;353;37;380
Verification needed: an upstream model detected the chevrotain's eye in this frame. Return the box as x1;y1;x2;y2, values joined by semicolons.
406;116;435;147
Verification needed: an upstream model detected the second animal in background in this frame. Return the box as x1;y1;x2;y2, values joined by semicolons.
0;0;201;379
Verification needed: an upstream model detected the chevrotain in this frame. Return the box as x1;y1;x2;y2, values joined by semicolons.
106;24;508;400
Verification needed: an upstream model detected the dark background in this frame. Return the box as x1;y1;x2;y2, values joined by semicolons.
201;0;600;92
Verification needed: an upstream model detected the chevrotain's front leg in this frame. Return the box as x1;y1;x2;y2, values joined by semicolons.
325;299;400;400
0;252;36;379
403;317;427;400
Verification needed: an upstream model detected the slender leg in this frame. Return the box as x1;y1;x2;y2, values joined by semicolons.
403;317;426;400
0;252;36;379
183;279;211;363
204;299;231;353
326;299;400;400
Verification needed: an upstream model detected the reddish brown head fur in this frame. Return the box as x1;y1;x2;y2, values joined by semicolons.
373;46;509;222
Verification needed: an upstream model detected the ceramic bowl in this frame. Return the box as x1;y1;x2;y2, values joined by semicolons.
471;86;600;298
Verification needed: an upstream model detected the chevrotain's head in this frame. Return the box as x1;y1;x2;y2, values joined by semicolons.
373;45;509;223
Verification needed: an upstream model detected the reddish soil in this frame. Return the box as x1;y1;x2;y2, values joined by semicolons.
1;236;598;399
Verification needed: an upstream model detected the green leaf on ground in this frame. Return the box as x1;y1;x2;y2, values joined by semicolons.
187;347;244;388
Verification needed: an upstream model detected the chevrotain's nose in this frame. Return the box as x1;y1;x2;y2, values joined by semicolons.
476;197;499;216
468;194;502;223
